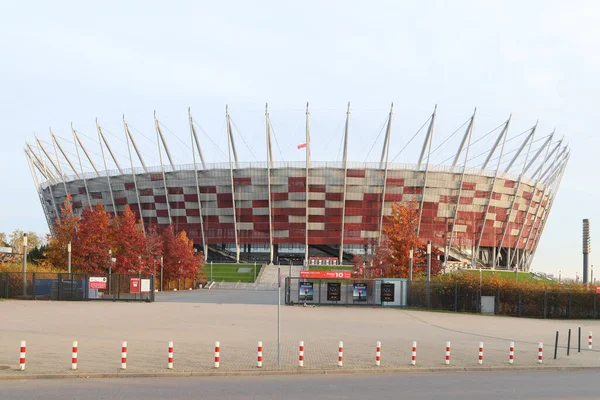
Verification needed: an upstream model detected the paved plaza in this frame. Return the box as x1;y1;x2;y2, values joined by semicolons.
1;290;599;377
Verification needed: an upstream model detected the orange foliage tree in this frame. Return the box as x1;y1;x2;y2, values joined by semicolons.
45;193;80;270
111;205;146;273
161;226;203;281
353;201;442;278
72;203;112;273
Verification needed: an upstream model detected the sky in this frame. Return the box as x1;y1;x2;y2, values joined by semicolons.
1;0;598;278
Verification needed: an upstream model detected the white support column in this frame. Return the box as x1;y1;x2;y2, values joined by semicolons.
226;105;240;262
154;112;173;225
52;132;80;179
124;119;149;173
98;126;124;174
96;120;117;215
74;132;101;177
71;126;92;209
520;144;565;263
339;102;351;263
446;109;475;270
378;103;394;246
265;104;274;264
508;132;555;266
416;105;437;238
525;154;569;270
475;116;511;265
496;124;537;266
35;144;61;222
188;108;207;257
304;102;311;264
123;117;145;233
49;129;70;195
25;149;53;232
35;136;64;185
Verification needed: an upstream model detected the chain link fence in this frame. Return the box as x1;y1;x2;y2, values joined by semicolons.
0;272;154;302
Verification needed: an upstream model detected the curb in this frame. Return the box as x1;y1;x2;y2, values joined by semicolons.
2;365;600;380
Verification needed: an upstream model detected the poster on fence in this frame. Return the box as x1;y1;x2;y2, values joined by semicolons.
89;277;107;290
327;282;341;301
380;282;395;302
299;281;314;301
141;279;151;293
353;283;368;302
130;278;140;294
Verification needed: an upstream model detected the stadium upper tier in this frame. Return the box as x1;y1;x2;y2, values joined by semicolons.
25;104;569;271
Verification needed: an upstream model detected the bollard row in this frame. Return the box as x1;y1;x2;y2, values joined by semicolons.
15;337;572;370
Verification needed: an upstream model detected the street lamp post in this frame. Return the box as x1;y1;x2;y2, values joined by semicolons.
160;256;164;292
409;248;413;282
426;241;431;309
22;233;28;297
426;241;432;282
67;241;72;274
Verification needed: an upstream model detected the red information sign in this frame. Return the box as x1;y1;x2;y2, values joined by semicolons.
89;277;107;290
130;278;140;294
596;286;600;294
299;270;352;279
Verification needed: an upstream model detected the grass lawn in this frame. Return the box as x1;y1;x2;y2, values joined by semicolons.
458;269;554;283
308;265;354;271
201;263;261;282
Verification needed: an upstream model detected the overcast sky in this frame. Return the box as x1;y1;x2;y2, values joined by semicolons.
1;0;597;278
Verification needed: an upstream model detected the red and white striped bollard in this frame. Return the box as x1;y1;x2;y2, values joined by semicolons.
72;341;78;370
19;341;26;371
589;332;593;350
257;341;263;368
338;341;343;367
411;341;417;366
376;341;381;366
299;341;304;367
168;341;174;369
214;341;220;368
121;341;127;370
538;342;543;364
509;341;515;364
445;341;451;365
478;342;483;365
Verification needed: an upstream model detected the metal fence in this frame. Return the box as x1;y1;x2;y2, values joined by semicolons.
0;272;155;302
285;278;600;319
408;281;599;319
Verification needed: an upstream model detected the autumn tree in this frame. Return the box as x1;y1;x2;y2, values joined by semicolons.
72;203;112;273
111;205;146;273
143;226;163;275
45;193;80;269
354;201;443;279
162;226;201;281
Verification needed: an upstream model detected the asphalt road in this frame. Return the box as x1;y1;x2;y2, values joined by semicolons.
156;289;283;305
2;371;598;400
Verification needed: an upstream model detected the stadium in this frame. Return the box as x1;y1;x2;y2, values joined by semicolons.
24;104;569;271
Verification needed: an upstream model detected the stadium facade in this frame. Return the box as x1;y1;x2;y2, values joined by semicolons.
24;104;569;271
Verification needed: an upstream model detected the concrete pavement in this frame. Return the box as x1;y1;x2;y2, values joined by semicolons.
1;371;599;399
1;290;599;377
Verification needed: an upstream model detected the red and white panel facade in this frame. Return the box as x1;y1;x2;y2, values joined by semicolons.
37;160;556;270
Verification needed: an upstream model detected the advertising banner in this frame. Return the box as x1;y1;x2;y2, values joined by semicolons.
299;281;314;301
141;279;151;293
381;282;395;302
130;278;140;294
327;282;341;301
299;270;352;279
89;277;107;290
353;283;368;302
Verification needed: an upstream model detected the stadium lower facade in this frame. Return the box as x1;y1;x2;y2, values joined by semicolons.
25;105;569;271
